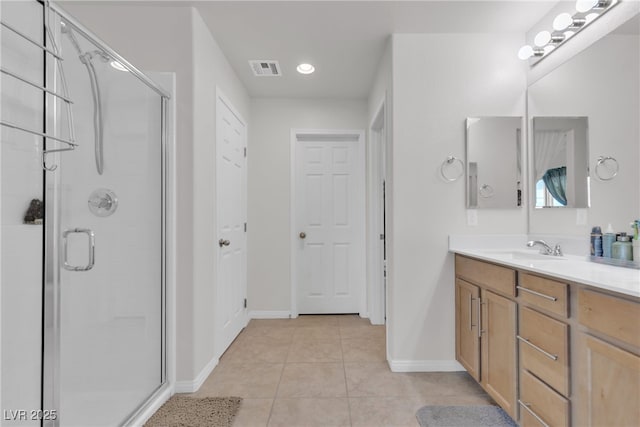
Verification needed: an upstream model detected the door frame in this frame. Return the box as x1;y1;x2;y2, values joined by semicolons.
214;88;248;358
290;129;366;318
368;97;387;325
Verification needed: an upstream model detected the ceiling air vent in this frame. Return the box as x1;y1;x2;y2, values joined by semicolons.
249;60;281;77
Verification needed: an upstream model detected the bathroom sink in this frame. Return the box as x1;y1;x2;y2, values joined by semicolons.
484;250;566;261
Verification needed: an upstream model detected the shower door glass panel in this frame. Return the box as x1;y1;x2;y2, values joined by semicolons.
56;22;163;426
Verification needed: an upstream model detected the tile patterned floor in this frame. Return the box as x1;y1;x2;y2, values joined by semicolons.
191;314;494;426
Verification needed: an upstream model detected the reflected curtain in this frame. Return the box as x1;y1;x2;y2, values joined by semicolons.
534;130;567;182
542;166;567;206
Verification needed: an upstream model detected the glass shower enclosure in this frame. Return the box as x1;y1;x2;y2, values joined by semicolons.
1;1;168;425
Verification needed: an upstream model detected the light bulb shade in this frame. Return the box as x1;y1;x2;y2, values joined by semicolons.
543;45;556;55
518;45;534;60
564;30;576;38
534;31;552;47
576;0;598;12
585;12;599;23
553;13;574;31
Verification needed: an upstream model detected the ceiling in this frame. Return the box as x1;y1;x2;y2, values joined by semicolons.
68;1;561;99
192;1;558;99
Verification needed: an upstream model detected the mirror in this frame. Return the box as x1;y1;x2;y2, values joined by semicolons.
528;14;639;234
466;117;523;209
532;117;589;208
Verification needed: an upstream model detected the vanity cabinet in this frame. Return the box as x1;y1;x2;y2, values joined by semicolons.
454;253;640;427
455;256;517;418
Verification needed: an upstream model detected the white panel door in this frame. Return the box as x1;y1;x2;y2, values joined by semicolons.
216;94;247;356
295;134;365;314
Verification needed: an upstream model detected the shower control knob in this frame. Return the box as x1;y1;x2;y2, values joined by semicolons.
218;239;231;247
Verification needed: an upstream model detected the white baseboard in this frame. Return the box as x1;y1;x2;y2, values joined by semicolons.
174;356;219;393
388;359;465;372
249;310;291;319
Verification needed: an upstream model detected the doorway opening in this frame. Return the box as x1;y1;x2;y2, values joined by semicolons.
368;98;387;325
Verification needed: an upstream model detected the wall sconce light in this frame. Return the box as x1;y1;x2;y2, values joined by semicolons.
518;0;619;63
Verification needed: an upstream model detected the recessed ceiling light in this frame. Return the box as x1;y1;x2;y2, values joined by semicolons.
296;63;315;74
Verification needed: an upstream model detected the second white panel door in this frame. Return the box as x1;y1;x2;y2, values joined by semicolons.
216;94;247;357
295;135;365;314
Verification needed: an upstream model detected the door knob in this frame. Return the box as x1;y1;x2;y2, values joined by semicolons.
299;232;306;239
218;239;230;247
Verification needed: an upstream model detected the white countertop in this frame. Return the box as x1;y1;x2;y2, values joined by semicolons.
450;247;640;299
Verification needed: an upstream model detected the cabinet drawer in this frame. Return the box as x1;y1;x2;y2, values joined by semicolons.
455;255;515;297
519;369;569;427
518;272;568;318
578;289;640;348
519;306;569;396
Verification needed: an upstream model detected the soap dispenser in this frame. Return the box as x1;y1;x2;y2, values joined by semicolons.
612;233;633;261
603;224;616;258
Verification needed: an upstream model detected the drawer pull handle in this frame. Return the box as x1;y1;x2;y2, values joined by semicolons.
517;286;557;302
468;294;474;331
517;335;558;361
477;298;483;338
518;400;550;427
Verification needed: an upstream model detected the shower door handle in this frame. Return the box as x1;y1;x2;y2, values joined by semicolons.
62;228;95;271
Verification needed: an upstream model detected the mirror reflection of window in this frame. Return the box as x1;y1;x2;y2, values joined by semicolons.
532;117;589;208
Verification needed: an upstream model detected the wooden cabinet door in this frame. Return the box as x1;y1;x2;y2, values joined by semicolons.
577;334;640;427
456;279;480;381
481;289;517;419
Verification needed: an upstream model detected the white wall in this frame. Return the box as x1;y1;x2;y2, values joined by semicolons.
60;3;250;387
528;33;639;236
247;98;367;314
366;39;393;332
388;33;527;369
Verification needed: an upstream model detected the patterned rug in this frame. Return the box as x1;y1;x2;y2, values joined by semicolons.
144;395;242;427
416;405;517;427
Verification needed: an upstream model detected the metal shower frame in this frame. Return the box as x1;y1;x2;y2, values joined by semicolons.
33;1;171;426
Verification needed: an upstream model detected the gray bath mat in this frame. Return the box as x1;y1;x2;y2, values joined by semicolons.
416;405;517;427
144;395;242;427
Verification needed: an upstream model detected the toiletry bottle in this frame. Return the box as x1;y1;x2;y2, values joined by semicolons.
591;226;603;257
603;224;616;258
632;220;640;262
612;233;633;261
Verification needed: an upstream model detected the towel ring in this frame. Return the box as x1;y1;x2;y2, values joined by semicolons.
479;184;494;198
595;156;618;181
440;156;464;182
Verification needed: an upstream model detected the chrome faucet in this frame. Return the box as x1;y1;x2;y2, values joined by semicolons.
527;240;563;256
